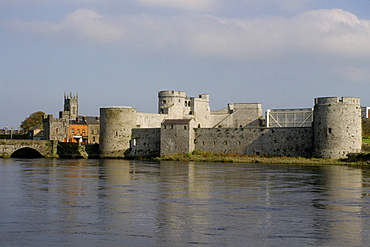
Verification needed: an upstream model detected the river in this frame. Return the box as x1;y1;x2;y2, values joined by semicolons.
1;158;370;246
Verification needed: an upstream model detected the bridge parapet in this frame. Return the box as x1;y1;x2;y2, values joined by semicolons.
0;140;59;158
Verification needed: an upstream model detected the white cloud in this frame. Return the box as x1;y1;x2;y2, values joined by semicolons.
238;0;315;13
5;9;124;42
187;9;370;59
137;0;218;11
61;9;124;42
3;8;370;60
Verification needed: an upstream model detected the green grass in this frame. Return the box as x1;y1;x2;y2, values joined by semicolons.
154;150;365;165
363;138;370;143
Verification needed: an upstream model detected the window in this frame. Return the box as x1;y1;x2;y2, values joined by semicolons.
71;128;74;134
92;137;95;142
183;126;187;130
328;128;332;134
130;139;137;148
56;128;58;133
198;124;201;128
171;125;173;129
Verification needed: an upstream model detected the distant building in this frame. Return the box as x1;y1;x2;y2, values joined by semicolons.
43;93;100;144
28;124;44;140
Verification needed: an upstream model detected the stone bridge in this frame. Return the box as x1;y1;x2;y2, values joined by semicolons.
0;140;58;158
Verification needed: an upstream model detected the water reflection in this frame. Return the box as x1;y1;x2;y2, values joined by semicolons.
1;158;370;246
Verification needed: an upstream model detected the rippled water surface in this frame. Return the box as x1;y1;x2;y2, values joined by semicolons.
1;158;370;246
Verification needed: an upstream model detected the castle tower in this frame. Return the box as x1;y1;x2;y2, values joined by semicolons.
313;97;362;159
158;90;189;118
99;106;137;158
64;92;78;120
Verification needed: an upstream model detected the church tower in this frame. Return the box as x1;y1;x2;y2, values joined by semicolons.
64;92;78;120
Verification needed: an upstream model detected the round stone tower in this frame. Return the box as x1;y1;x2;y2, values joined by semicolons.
313;97;362;159
158;90;189;118
99;106;137;158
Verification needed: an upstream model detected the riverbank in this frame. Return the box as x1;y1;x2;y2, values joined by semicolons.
154;151;369;166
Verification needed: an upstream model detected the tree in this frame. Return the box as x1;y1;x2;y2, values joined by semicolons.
20;111;45;133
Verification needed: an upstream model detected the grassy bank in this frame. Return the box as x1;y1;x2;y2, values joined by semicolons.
155;151;369;166
363;138;370;144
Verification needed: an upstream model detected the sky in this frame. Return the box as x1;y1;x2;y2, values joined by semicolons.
1;0;370;128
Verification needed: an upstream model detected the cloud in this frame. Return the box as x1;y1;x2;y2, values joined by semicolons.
136;0;218;11
239;0;314;13
5;9;124;42
61;9;124;42
180;9;370;60
3;8;370;60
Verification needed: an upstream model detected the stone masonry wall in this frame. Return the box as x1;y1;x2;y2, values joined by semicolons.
313;97;362;159
129;128;161;157
43;115;68;142
99;107;137;158
194;127;313;157
160;121;193;156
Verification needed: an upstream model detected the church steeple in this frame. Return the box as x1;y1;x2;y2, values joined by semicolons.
64;92;78;120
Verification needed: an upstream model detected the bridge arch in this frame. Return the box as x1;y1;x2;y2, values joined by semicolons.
0;140;58;158
11;147;44;158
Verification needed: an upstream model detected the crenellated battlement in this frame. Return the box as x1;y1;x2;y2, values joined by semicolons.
315;97;360;105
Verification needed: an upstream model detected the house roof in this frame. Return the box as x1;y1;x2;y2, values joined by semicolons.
69;116;100;125
33;130;44;137
85;116;100;125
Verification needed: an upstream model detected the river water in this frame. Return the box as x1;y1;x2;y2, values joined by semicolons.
1;158;370;246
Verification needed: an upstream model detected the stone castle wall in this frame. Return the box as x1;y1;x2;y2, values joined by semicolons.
160;119;195;156
194;127;313;157
43;114;68;142
129;128;161;158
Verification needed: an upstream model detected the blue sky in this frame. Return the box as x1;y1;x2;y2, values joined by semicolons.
1;0;370;128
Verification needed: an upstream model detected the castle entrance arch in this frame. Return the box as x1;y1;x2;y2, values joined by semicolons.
11;148;44;158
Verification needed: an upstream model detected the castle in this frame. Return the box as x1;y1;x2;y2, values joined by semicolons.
98;90;362;159
43;90;362;159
